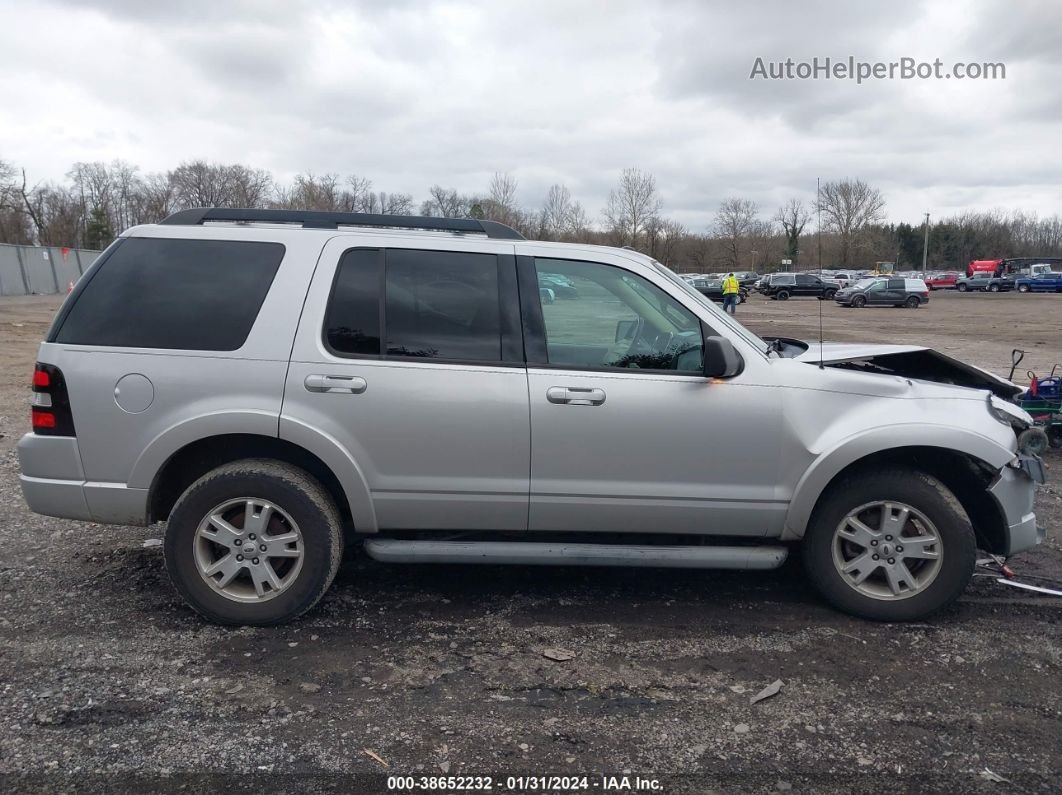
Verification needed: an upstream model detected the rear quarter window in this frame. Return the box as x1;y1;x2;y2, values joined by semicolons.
53;238;285;350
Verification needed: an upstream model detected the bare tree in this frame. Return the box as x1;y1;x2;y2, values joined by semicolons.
481;172;521;228
420;185;468;218
776;198;810;268
714;198;759;268
818;178;886;267
0;159;32;243
603;168;660;248
656;219;688;267
358;190;414;215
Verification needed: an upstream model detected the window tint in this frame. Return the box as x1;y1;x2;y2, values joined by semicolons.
796;274;815;285
54;238;284;350
385;249;501;361
535;258;702;372
888;279;905;289
325;249;383;355
774;274;795;284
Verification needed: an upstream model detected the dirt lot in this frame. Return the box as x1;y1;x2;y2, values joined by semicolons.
1;291;1060;794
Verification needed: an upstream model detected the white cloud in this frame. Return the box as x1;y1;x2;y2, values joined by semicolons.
1;0;1059;228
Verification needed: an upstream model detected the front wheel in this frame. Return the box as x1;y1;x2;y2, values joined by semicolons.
957;283;968;292
803;469;975;621
988;284;1000;293
164;459;343;625
824;289;837;300
852;295;867;308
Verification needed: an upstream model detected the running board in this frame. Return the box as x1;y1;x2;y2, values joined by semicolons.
362;540;788;570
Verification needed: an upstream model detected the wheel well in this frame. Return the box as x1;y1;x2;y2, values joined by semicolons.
818;446;1007;554
148;434;351;526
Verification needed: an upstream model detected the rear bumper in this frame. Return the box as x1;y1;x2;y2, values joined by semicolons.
988;459;1045;556
17;433;148;526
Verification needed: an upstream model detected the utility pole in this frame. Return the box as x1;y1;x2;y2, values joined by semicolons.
921;212;930;274
750;250;758;269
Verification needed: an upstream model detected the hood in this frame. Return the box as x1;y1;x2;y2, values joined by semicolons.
794;342;1023;400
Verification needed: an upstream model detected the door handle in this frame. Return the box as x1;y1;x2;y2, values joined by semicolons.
546;386;606;406
304;374;367;394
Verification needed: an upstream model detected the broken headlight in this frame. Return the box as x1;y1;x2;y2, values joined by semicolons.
988;394;1033;429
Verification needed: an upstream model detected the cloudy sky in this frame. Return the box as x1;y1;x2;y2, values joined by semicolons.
1;0;1059;229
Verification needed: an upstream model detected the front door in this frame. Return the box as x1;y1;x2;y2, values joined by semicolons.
521;253;786;536
283;239;530;532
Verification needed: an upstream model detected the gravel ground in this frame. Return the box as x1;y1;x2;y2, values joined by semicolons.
0;292;1060;794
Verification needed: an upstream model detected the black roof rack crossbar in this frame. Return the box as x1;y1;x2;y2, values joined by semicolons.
160;207;525;240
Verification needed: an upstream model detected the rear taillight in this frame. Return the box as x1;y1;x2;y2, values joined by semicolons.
31;363;76;436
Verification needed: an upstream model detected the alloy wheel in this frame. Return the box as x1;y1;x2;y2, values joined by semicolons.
193;498;304;603
831;500;943;600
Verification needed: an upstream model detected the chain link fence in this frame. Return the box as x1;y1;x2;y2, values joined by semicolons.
0;244;101;296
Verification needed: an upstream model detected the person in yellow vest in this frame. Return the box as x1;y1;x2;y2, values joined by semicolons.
722;272;741;315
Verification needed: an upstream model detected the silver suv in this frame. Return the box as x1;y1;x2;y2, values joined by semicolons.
18;208;1048;625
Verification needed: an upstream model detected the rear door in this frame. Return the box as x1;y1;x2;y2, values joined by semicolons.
795;274;818;295
283;237;530;532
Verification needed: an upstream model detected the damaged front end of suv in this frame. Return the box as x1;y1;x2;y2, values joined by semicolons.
774;339;1047;559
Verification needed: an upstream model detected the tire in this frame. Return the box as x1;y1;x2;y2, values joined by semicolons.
957;283;968;292
824;289;837;300
164;459;343;626
905;295;920;308
988;284;1000;293
852;295;867;308
802;469;975;621
1018;284;1030;293
776;290;790;301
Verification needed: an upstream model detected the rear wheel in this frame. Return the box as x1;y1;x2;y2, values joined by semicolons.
776;290;790;301
803;469;975;621
852;294;867;308
164;459;343;625
905;295;920;308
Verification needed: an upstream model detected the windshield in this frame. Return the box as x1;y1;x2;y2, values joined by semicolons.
650;260;770;354
854;278;877;289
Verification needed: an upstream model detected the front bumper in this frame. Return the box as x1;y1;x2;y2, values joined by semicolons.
988;456;1045;556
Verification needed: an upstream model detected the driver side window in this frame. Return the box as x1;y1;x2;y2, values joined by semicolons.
534;258;703;373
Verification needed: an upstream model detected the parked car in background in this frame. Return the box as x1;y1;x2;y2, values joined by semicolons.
834;277;930;308
734;271;761;288
925;272;960;290
691;278;749;304
760;272;838;300
956;273;1014;293
1015;272;1062;293
538;272;579;299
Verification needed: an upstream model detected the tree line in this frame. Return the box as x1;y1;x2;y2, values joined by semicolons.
2;156;1061;272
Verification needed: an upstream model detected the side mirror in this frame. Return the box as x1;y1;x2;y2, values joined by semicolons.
703;335;743;378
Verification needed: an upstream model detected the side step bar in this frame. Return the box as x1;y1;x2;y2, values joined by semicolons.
363;540;788;570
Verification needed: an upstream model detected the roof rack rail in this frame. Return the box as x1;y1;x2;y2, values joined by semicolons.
159;207;525;240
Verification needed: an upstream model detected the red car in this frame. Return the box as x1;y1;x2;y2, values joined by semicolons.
925;271;960;290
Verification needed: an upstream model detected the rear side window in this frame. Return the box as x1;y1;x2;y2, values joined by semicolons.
324;248;504;363
385;249;501;361
325;249;383;356
54;238;284;350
